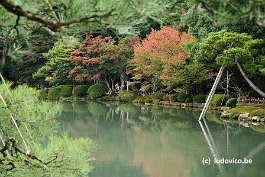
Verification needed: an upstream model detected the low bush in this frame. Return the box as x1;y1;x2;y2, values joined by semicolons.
178;93;189;103
152;98;160;104
47;87;60;100
87;84;108;99
185;97;192;103
144;97;153;103
38;89;48;99
120;92;136;102
117;91;133;100
162;94;170;101
226;98;237;108
211;94;228;107
133;96;146;103
58;85;72;97
193;94;206;103
169;94;178;102
73;85;89;97
150;93;165;100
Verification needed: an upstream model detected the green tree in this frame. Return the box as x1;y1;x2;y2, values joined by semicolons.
200;30;265;97
33;36;80;86
0;81;96;176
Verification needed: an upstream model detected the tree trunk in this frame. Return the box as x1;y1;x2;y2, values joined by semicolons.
1;35;8;72
235;59;265;97
120;73;125;91
111;78;114;93
105;81;112;94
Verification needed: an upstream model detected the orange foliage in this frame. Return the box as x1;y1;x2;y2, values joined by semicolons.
130;26;195;84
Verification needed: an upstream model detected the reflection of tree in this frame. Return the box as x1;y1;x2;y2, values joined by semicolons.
58;101;265;177
88;102;107;116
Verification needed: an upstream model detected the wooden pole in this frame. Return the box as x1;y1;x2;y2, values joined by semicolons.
199;65;224;121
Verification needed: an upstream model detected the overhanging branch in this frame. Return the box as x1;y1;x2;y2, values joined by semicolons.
0;0;113;31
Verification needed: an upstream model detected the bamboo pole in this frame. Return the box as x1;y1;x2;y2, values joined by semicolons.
0;73;30;154
199;65;225;121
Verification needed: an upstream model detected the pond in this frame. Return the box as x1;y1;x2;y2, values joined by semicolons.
58;101;265;177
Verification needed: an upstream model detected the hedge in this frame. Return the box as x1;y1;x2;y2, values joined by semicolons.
47;87;61;100
226;98;237;108
211;94;228;107
58;85;72;97
193;94;206;103
178;93;189;103
87;84;108;99
73;85;89;97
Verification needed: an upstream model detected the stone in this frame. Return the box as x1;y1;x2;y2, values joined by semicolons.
251;116;260;122
261;118;265;122
252;122;260;126
240;121;249;127
239;113;250;120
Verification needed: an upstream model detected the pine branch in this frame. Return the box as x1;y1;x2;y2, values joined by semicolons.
0;0;113;31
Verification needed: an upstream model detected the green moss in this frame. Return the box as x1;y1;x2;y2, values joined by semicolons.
227;106;265;118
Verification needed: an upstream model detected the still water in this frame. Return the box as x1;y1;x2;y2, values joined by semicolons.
58;101;265;177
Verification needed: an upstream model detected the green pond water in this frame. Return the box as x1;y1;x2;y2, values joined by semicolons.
58;101;265;177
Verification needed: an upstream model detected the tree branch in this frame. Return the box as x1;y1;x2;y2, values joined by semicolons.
0;0;113;31
42;0;60;22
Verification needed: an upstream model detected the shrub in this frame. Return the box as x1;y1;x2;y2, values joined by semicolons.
38;89;48;99
226;98;237;108
169;94;178;102
150;93;165;100
73;85;89;97
152;98;160;104
185;97;192;103
58;85;72;97
193;94;206;103
178;93;189;103
117;91;133;100
87;84;108;99
211;94;228;107
133;96;146;103
144;97;153;103
48;87;60;100
162;94;170;101
120;92;136;102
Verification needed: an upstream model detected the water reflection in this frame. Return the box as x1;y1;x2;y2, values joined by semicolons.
58;102;265;177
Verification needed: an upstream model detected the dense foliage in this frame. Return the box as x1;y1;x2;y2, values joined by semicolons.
0;82;96;176
73;85;89;97
1;0;265;175
87;84;108;99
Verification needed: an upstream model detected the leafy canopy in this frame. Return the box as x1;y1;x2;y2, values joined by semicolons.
199;30;263;67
